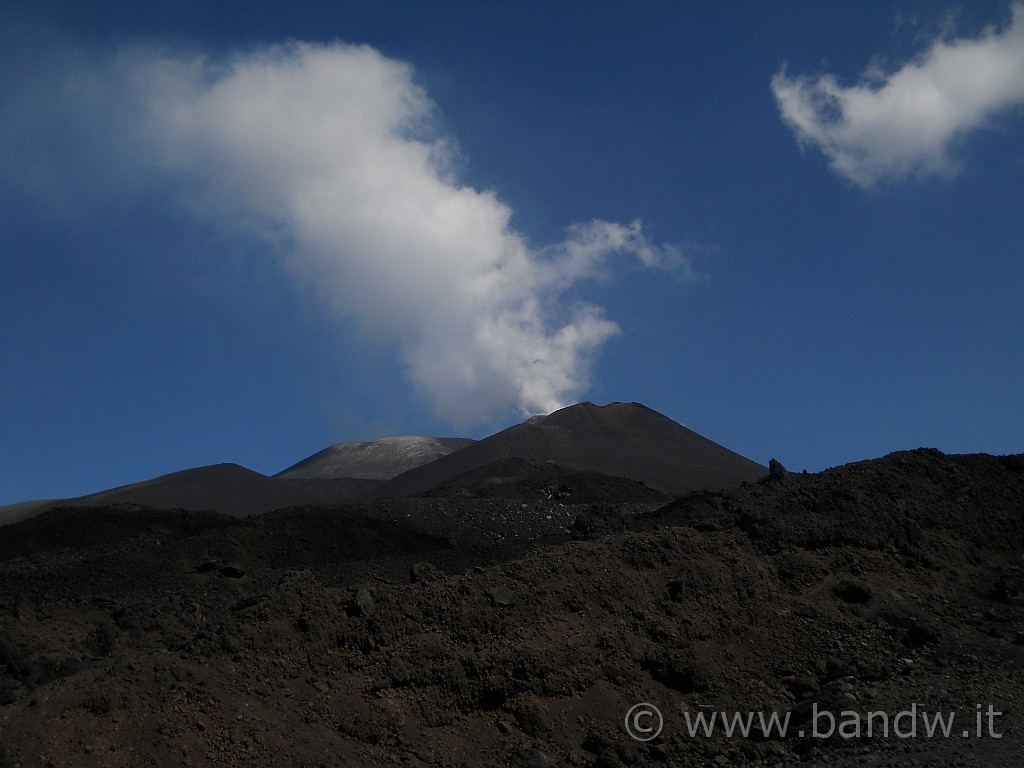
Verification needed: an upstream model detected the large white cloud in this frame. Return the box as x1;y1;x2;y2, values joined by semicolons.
2;38;688;426
772;4;1024;187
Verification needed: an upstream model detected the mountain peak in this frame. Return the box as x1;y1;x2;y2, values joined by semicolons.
1;400;764;524
370;400;766;499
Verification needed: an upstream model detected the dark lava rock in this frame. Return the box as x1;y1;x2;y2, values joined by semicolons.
0;449;1023;766
768;458;791;482
833;580;872;604
903;621;941;648
488;585;517;607
572;504;627;535
344;587;375;617
410;561;445;584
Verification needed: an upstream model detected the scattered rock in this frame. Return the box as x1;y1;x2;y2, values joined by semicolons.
410;561;445;584
488;585;517;608
512;698;551;737
344;588;375;618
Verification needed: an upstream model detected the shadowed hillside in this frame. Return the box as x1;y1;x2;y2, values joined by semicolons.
0;464;380;523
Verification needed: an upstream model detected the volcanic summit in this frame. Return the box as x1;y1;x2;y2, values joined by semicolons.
0;402;765;523
370;401;767;499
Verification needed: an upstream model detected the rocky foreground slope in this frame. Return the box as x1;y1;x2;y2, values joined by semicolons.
0;448;1022;767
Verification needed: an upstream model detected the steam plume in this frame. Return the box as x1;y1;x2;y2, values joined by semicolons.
2;38;688;425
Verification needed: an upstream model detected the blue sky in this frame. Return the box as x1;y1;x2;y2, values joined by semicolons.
2;1;1023;505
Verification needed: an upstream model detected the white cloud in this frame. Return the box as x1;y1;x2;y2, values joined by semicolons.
772;4;1024;187
2;38;688;426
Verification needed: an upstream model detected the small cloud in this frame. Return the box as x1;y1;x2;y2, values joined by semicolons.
772;3;1024;187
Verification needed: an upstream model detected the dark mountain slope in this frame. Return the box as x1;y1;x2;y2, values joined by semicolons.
370;401;766;499
0;464;379;522
0;402;759;526
423;456;672;505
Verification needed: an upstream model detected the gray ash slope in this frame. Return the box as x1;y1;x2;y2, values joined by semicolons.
276;436;476;480
1;448;1022;766
367;401;767;500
